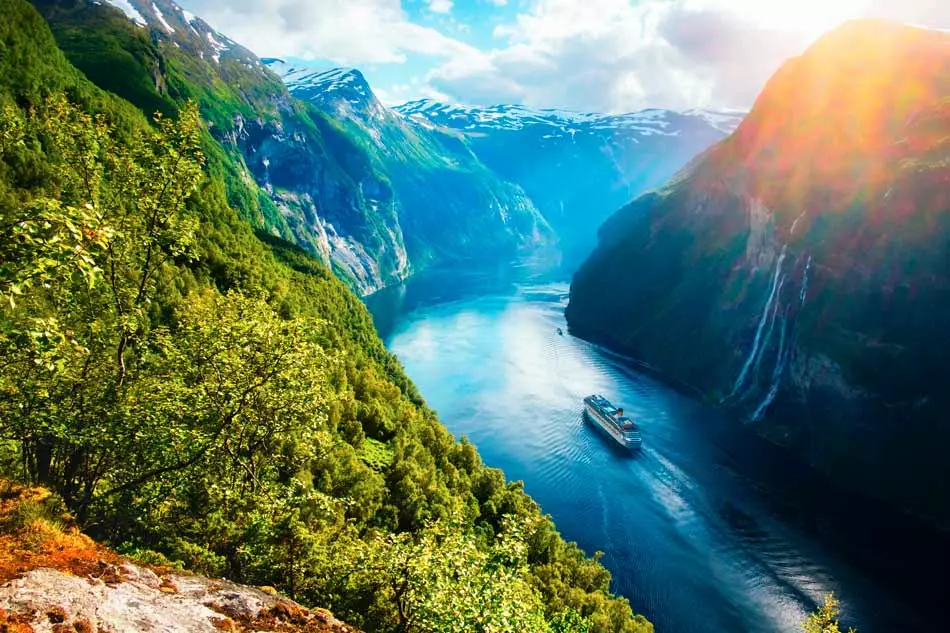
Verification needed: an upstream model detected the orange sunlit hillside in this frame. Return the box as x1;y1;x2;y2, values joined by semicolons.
707;20;950;228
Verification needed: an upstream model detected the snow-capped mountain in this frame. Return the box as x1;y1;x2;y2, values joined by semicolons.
263;59;386;120
102;0;258;65
263;59;554;268
393;98;744;261
396;99;743;136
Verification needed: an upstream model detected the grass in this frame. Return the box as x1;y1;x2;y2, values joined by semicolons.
0;480;120;584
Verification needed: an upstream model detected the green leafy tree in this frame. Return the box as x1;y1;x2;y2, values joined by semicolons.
356;514;593;633
0;95;202;512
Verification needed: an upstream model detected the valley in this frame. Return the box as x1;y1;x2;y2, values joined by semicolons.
1;1;948;632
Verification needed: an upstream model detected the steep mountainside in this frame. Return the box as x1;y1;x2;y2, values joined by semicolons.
33;0;412;294
567;20;950;524
266;59;552;267
0;1;651;631
396;99;743;260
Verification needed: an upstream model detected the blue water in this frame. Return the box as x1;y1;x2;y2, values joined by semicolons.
365;256;944;633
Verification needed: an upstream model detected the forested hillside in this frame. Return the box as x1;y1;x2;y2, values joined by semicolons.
0;0;651;631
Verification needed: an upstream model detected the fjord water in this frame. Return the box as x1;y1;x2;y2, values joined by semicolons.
366;256;943;633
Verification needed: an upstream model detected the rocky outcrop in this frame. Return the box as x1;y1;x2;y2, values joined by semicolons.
0;566;357;633
0;483;359;633
567;20;950;525
228;109;409;294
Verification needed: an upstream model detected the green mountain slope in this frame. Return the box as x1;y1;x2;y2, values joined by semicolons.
268;61;554;269
0;0;650;631
567;20;950;525
33;0;411;294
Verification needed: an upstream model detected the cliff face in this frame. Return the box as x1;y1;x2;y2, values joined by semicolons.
267;61;553;271
567;21;950;524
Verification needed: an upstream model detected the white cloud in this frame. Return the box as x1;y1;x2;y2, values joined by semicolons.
178;0;477;64
376;78;452;106
428;0;950;112
179;0;950;112
425;0;453;14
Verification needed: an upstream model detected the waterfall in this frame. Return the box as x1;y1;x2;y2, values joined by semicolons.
752;275;786;378
751;307;791;422
799;255;812;305
726;245;788;400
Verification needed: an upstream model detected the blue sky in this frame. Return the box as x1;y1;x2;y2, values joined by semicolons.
181;0;950;113
320;0;527;105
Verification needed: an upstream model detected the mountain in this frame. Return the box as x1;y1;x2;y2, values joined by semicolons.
566;20;950;524
1;1;651;631
265;59;553;268
36;0;551;295
32;0;415;294
395;99;744;261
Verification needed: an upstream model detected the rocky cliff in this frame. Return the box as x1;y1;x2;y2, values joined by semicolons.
567;20;950;524
267;60;553;269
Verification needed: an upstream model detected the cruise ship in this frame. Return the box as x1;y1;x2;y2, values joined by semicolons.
583;395;642;450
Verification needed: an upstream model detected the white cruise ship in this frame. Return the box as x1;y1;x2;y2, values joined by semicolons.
583;395;642;450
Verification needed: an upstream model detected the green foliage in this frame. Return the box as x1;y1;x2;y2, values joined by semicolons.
354;515;557;633
803;594;856;633
0;3;652;631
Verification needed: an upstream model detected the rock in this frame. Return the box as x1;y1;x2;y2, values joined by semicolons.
0;564;359;633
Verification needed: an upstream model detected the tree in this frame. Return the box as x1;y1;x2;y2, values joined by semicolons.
0;95;202;512
356;514;593;633
803;593;856;633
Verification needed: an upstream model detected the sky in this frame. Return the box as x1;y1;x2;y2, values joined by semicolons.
178;0;950;113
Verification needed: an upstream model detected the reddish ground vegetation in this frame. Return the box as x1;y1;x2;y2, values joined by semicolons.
0;484;121;585
209;600;356;633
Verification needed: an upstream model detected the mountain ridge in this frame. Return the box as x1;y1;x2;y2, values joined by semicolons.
263;56;555;271
391;92;744;260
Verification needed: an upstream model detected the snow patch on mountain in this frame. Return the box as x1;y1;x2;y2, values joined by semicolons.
265;60;363;91
177;5;200;34
105;0;146;26
206;31;229;62
151;2;174;33
684;109;746;134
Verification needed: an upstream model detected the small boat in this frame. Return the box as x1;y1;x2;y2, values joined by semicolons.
583;394;642;450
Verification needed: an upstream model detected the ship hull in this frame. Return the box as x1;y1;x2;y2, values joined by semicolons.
583;405;642;450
